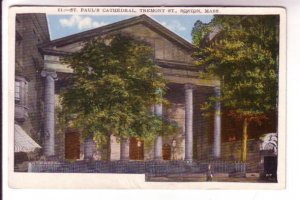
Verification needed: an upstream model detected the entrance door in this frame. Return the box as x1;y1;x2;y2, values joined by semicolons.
65;131;80;160
162;144;171;160
129;137;144;160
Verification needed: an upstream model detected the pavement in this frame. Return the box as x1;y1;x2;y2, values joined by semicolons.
146;173;275;183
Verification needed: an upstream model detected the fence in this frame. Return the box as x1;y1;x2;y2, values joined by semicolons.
28;160;146;173
146;161;246;177
28;160;246;176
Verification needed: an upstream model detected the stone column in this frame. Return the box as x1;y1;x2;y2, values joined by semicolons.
154;104;163;160
120;137;129;161
184;84;194;162
41;70;57;157
213;87;221;159
84;135;95;160
151;105;155;114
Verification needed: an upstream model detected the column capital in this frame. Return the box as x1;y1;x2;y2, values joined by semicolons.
184;83;195;90
41;70;57;79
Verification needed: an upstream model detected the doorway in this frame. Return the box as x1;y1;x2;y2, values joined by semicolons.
65;131;80;160
162;144;171;160
129;137;144;160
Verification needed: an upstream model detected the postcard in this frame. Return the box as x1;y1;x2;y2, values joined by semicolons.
6;6;286;189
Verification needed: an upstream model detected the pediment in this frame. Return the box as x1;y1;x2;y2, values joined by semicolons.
40;15;195;65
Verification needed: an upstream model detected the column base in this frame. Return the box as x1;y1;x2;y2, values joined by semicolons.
184;159;193;164
120;158;130;162
212;157;221;161
154;157;163;161
84;157;94;162
44;155;58;161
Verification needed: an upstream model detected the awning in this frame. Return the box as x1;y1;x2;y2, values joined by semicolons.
14;124;41;153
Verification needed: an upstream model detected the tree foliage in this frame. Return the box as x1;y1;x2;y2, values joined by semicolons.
59;34;177;151
192;15;279;161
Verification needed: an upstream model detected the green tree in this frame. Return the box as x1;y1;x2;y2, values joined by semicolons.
59;34;177;160
192;15;279;161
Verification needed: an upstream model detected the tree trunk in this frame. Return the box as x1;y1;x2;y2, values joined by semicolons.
241;118;248;162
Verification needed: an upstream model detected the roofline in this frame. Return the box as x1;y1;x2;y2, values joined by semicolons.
40;47;198;71
40;48;72;56
155;59;198;71
39;14;195;51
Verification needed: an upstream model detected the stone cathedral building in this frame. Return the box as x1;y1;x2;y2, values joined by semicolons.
37;14;222;163
15;14;276;173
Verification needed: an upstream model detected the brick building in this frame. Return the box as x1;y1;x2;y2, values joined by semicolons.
14;14;50;170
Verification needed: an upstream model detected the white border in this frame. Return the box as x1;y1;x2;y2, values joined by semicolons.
3;1;292;199
6;5;287;190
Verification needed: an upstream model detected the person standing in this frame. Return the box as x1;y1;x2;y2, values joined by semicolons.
206;164;213;181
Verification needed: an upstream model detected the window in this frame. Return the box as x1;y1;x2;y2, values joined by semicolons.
15;81;21;102
15;76;28;106
15;76;29;122
24;81;28;106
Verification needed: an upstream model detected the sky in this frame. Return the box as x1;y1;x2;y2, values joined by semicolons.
47;14;214;43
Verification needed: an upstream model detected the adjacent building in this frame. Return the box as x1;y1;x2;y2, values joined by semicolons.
14;14;50;171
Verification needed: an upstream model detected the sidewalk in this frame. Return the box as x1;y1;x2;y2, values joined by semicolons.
146;173;272;183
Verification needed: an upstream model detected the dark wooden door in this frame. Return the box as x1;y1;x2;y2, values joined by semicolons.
129;137;144;160
162;144;171;160
65;131;80;160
